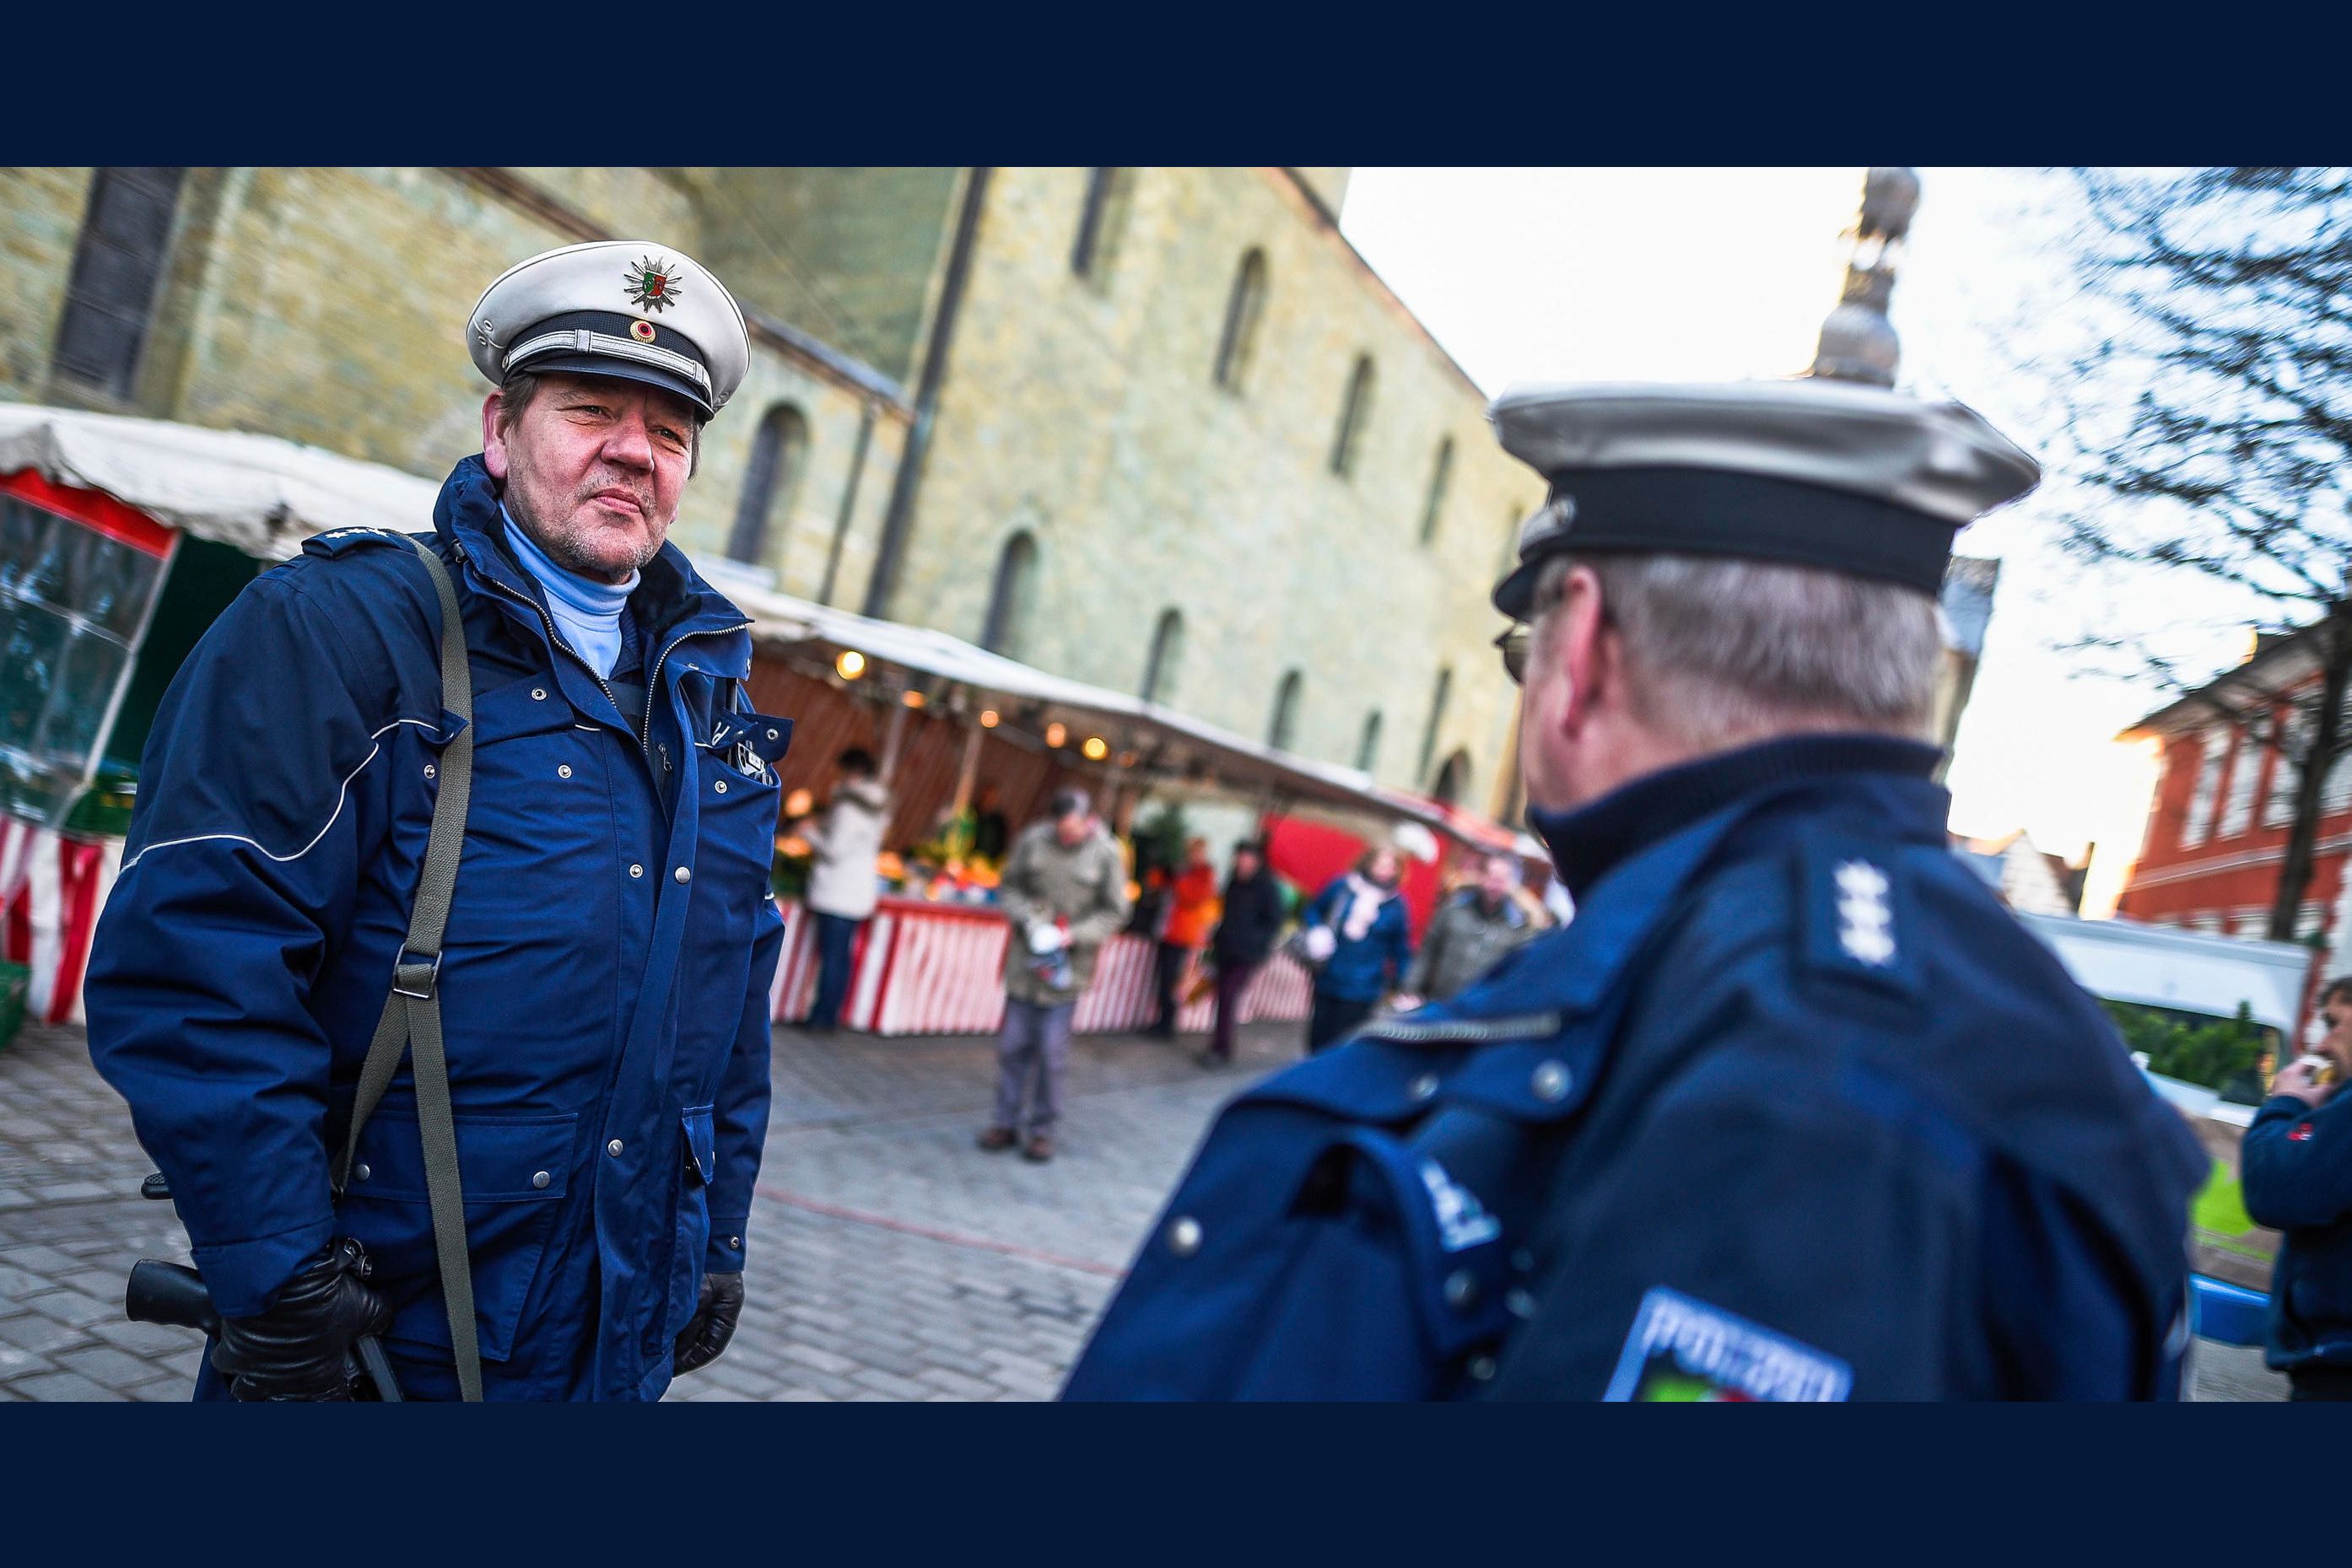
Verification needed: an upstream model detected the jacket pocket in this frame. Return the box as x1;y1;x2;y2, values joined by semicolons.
692;714;789;935
335;1109;577;1362
668;1103;717;1339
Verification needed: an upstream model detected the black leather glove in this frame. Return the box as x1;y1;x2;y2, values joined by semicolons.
672;1270;744;1376
210;1239;392;1401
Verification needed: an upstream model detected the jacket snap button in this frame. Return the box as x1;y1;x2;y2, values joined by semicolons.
558;764;572;779
607;1140;624;1156
766;728;779;740
422;763;435;779
531;688;547;701
727;1236;742;1249
531;1171;551;1189
1530;1061;1571;1102
628;864;644;878
1506;1287;1538;1319
353;1162;371;1183
1467;1355;1498;1382
1409;1072;1439;1102
673;865;692;884
1168;1216;1203;1257
1444;1270;1479;1311
715;779;727;794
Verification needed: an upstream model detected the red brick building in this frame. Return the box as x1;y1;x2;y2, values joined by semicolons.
2115;627;2351;948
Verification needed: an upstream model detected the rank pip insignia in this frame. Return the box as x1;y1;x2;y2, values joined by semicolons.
1834;859;1896;968
624;256;684;312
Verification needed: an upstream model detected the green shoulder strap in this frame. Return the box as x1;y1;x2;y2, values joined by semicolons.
330;537;481;1402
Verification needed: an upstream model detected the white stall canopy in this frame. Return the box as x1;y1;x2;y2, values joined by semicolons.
0;403;440;561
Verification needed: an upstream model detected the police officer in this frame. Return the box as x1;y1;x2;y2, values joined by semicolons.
1065;379;2209;1401
86;240;790;1400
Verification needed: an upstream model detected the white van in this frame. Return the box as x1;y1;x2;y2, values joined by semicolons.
2016;912;2313;1126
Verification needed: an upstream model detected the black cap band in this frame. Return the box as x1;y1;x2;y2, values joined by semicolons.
503;310;715;414
1492;466;1956;617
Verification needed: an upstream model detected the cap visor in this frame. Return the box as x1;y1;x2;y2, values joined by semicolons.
1492;557;1543;619
507;351;715;418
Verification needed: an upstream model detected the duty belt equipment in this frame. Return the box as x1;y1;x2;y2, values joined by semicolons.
329;538;483;1402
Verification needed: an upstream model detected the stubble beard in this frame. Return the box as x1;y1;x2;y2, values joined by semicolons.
508;471;667;585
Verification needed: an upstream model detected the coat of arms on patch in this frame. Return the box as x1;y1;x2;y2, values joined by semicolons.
1603;1287;1852;1402
624;256;683;312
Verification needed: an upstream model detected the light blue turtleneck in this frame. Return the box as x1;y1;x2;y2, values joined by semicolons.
501;505;638;679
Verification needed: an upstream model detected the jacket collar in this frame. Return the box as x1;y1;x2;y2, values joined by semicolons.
1431;734;1948;1021
432;455;753;671
1530;734;1945;903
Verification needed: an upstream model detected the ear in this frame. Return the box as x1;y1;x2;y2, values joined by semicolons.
1551;564;1612;737
481;392;510;480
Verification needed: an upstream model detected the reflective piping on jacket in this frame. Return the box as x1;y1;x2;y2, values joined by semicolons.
1353;1011;1565;1046
120;717;442;870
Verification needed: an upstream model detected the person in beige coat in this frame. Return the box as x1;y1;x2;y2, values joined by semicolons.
979;789;1131;1162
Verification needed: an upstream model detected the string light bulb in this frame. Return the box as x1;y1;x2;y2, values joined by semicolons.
835;649;866;680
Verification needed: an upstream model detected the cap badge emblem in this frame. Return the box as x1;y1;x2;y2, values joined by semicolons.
623;256;682;313
628;319;657;342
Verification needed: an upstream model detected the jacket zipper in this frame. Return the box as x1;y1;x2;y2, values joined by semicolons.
639;622;752;753
483;574;623;714
1354;1012;1565;1046
482;573;750;762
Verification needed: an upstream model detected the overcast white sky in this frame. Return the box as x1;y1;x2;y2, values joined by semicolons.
1341;167;2262;897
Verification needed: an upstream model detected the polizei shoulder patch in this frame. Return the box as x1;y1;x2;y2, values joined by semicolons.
1603;1287;1853;1402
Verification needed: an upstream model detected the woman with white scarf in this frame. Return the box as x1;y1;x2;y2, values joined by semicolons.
1297;846;1416;1053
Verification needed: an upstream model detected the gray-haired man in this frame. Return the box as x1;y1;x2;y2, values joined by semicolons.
979;789;1130;1163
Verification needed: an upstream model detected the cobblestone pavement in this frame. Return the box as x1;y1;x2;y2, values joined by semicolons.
0;1019;2291;1401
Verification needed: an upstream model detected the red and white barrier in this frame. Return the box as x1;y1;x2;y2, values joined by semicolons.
0;820;120;1027
14;849;1316;1043
769;894;1314;1038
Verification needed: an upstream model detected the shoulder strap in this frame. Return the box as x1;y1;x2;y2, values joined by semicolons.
330;538;482;1402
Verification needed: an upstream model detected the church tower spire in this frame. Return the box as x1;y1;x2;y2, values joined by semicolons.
1810;167;1920;386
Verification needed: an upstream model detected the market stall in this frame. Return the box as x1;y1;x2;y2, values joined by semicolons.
0;404;439;1025
720;585;1519;1037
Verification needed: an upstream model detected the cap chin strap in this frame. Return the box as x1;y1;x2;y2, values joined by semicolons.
506;327;712;399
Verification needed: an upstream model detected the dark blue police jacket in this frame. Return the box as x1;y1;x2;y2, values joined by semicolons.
1065;736;2207;1400
2241;1091;2352;1374
84;455;788;1401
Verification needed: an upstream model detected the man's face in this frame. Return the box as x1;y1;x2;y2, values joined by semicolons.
1055;811;1091;847
1233;849;1261;879
1516;574;1599;813
484;372;699;583
1479;858;1515;903
2321;993;2352;1072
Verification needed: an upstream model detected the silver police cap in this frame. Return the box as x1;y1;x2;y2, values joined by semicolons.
467;240;751;418
1489;379;2041;617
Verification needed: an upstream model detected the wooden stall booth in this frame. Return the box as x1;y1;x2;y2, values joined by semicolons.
724;590;1475;1037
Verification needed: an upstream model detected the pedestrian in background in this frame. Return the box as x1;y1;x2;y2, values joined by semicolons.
980;789;1131;1162
1297;846;1413;1053
1394;853;1535;1008
1147;838;1220;1037
1199;839;1283;1067
795;747;889;1034
2243;975;2352;1399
